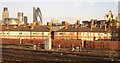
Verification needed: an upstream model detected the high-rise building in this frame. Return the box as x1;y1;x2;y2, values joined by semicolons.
2;7;9;21
17;12;24;21
33;7;42;25
24;16;27;24
118;13;120;20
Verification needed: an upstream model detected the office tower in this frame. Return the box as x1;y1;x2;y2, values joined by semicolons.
118;13;120;20
119;2;120;20
2;7;9;21
24;16;27;24
33;7;42;23
17;12;23;21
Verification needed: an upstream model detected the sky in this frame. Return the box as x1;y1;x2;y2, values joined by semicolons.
0;0;119;24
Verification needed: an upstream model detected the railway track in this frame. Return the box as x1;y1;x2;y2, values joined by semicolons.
2;48;119;63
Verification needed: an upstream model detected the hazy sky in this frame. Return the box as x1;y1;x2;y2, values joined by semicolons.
0;0;119;24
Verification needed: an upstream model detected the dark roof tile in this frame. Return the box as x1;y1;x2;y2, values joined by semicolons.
32;25;50;32
56;26;78;32
0;25;50;32
77;27;91;32
91;27;105;32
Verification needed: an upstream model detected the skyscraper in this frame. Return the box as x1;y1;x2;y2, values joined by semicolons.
24;16;27;24
33;7;42;25
118;13;120;20
17;12;24;21
2;7;9;21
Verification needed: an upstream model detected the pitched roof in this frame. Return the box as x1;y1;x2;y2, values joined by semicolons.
110;28;120;33
32;25;50;32
8;25;18;31
56;26;78;32
0;25;105;32
77;27;91;32
18;25;30;31
0;25;50;32
56;26;105;32
0;25;7;31
91;27;105;32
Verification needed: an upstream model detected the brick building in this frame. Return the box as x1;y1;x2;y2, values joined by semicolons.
54;25;110;41
0;25;50;39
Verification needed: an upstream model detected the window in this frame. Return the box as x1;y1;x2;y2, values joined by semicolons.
33;33;36;35
99;33;104;36
58;32;63;35
90;33;94;36
84;32;88;36
66;32;69;36
81;32;83;36
115;34;118;36
94;33;98;36
44;32;48;36
66;38;70;40
10;33;14;35
38;32;42;35
74;32;77;35
19;33;22;34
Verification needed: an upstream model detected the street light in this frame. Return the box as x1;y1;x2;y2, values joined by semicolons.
29;25;34;44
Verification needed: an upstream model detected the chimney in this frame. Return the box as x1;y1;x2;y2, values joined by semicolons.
90;25;93;30
105;24;107;31
100;25;102;28
100;21;102;28
74;24;77;28
62;21;68;29
77;20;80;25
90;19;94;30
65;23;68;29
74;20;80;28
47;22;52;31
62;21;65;26
91;19;94;25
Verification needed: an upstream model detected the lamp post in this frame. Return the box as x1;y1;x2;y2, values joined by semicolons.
29;26;32;39
62;32;63;40
77;31;78;40
18;22;21;44
6;24;10;39
29;26;32;45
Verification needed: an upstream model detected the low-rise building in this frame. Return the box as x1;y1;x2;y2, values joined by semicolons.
0;25;50;39
54;25;110;41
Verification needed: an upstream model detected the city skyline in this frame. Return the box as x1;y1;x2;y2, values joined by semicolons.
1;1;120;62
0;1;118;24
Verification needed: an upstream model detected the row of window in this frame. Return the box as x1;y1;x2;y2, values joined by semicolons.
57;32;109;36
0;32;49;35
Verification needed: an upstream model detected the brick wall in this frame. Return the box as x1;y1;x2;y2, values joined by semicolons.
1;38;120;51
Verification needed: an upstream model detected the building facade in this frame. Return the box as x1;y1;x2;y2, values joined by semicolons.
33;7;42;25
2;7;9;21
54;26;111;41
0;25;50;39
17;12;24;21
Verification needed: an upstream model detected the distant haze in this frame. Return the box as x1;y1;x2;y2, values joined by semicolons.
0;1;118;24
